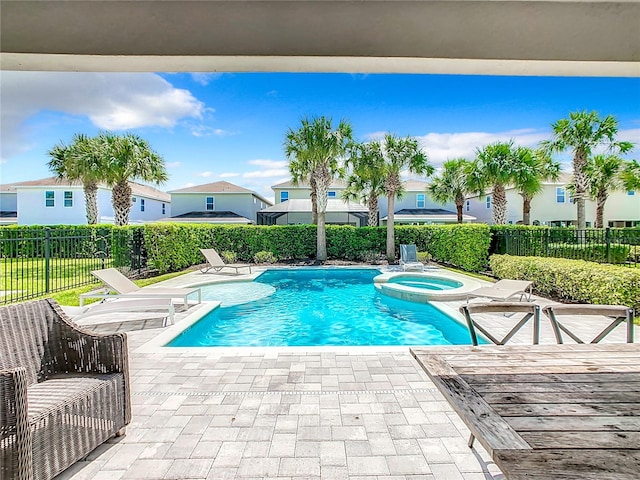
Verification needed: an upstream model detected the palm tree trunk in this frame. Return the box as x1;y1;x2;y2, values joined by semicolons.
455;192;465;223
310;177;318;225
368;195;379;227
595;190;607;228
492;183;508;225
83;181;99;224
574;152;589;230
111;180;132;226
386;193;396;261
522;195;532;225
314;170;329;261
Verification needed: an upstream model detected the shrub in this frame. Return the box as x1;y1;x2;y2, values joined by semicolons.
490;254;640;311
220;251;237;264
417;251;432;263
253;250;278;264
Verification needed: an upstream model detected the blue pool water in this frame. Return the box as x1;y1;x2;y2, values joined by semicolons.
388;275;463;291
168;269;476;347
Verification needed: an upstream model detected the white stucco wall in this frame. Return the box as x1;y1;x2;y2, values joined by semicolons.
170;192;266;223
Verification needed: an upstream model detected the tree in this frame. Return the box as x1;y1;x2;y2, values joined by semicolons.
379;134;433;261
541;111;633;230
98;132;168;226
585;154;624;228
342;141;386;227
468;141;521;225
621;159;640;191
428;158;473;223
284;116;353;261
512;148;561;225
47;133;104;224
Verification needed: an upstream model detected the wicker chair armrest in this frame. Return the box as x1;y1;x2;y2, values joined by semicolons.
1;368;33;480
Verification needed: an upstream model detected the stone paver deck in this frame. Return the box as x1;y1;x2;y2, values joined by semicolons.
55;267;635;479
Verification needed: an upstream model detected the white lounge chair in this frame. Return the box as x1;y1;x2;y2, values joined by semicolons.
467;279;533;303
400;244;424;272
199;248;252;274
74;298;175;326
81;268;201;307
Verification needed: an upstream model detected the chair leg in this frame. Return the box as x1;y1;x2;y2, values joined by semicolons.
115;427;126;437
468;433;475;448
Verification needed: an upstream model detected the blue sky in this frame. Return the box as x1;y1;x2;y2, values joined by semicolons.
1;72;639;201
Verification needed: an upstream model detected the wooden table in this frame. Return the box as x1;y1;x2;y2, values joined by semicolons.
411;344;640;480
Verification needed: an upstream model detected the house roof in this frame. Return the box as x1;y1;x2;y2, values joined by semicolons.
403;179;429;191
168;180;272;205
158;210;252;224
382;208;476;223
2;177;170;202
260;198;368;214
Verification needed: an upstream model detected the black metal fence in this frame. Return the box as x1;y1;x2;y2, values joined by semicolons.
0;227;147;305
493;228;640;267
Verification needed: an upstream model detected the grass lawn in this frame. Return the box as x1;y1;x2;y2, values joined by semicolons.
0;257;191;306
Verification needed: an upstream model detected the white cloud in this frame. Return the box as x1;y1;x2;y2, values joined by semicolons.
166;161;182;168
219;172;240;178
190;125;232;137
190;73;223;86
247;159;289;168
1;72;205;159
243;168;290;179
619;128;640;145
196;171;214;177
416;129;549;166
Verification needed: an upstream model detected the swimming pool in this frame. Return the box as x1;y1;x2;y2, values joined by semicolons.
388;275;463;290
168;268;476;347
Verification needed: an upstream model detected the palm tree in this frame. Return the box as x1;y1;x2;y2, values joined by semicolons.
512;147;561;225
468;141;521;225
621;159;640;191
284;116;353;261
585;154;624;228
541;111;633;230
428;158;473;223
98;132;168;226
380;134;433;261
47;133;104;224
342;141;386;227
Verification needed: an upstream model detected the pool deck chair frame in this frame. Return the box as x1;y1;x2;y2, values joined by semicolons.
81;268;201;307
466;279;533;303
199;248;252;274
75;298;176;326
400;244;424;272
459;301;542;347
542;304;635;344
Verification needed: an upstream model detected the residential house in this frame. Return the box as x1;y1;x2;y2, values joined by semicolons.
378;180;476;225
167;181;272;224
259;180;369;226
465;173;640;227
1;177;170;225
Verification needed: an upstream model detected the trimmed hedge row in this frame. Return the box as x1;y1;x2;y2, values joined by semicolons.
490;254;640;311
142;223;491;273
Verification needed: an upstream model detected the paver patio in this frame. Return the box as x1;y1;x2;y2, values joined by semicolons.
55;268;635;479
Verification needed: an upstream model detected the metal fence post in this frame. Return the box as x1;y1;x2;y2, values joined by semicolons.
44;227;51;293
605;227;611;264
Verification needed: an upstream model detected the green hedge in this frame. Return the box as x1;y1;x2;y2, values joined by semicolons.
490;254;640;311
141;223;491;274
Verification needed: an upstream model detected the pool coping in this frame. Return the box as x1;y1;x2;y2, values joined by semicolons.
374;269;484;301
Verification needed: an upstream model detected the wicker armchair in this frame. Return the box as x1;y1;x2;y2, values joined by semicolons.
1;298;130;480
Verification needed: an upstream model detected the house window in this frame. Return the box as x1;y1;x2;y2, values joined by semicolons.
254;197;257;204
328;191;337;198
416;193;425;208
45;191;55;207
628;190;636;196
140;199;145;212
486;196;491;209
63;191;73;207
556;187;566;203
280;191;289;202
206;196;215;210
466;200;470;212
162;203;166;214
132;197;137;203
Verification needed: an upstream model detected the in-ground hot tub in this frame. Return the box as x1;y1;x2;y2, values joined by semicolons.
374;270;483;302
